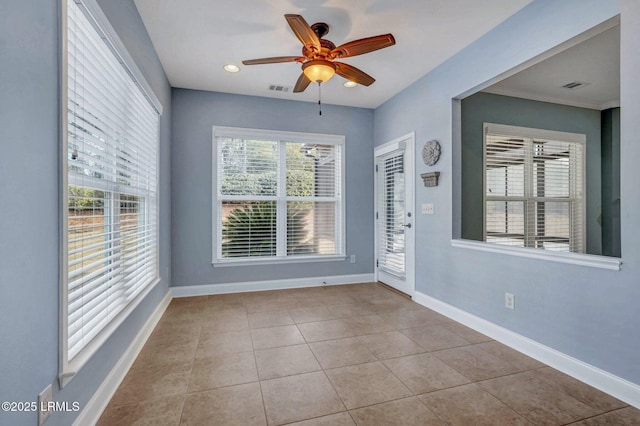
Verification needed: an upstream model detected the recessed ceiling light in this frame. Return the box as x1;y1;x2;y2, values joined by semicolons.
343;81;358;88
223;64;240;73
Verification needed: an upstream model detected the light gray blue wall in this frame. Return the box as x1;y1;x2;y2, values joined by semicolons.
0;0;171;424
460;92;603;255
171;89;374;286
375;0;640;386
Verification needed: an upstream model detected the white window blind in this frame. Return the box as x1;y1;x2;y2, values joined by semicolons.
64;0;160;367
484;123;585;253
213;127;344;263
377;151;406;278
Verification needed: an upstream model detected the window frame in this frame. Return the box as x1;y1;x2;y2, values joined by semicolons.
59;0;162;388
482;123;587;253
211;126;346;266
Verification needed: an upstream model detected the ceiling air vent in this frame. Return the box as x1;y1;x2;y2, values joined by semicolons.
269;84;291;93
562;81;589;90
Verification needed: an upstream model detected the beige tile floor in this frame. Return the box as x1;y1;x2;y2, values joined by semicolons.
98;283;640;425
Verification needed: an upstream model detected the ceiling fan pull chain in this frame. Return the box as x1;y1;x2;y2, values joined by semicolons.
318;82;322;116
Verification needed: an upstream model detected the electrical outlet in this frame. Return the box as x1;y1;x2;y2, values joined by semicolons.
421;203;434;215
38;384;53;425
350;255;356;263
505;292;515;310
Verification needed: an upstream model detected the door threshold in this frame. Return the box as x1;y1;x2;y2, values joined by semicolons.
377;281;412;299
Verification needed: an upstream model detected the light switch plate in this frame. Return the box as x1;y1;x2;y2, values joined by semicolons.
421;203;434;215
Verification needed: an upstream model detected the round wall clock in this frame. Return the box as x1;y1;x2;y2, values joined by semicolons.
422;140;441;166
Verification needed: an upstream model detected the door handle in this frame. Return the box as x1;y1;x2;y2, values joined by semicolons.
403;223;412;228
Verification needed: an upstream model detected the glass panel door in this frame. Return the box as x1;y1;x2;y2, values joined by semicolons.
375;134;414;296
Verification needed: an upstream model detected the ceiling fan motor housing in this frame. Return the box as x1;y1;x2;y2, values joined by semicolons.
311;22;330;38
303;23;336;55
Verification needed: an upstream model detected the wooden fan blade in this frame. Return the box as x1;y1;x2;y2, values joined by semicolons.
293;73;312;93
285;14;321;52
334;62;375;86
242;56;304;65
331;34;395;58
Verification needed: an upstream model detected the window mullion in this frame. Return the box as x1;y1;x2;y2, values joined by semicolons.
569;142;583;253
524;138;535;248
276;140;287;257
570;142;578;252
110;192;121;309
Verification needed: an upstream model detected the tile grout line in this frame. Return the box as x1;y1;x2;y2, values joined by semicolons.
562;406;635;425
175;298;207;425
296;304;352;423
250;327;270;426
473;366;629;425
311;287;420;419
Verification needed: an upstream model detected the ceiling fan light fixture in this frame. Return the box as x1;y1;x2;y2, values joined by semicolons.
302;60;336;83
223;64;240;73
343;81;358;88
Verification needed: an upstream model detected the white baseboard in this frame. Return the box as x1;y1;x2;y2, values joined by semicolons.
73;290;172;426
413;291;640;410
171;273;376;298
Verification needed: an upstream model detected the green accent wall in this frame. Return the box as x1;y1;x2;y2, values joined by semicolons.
601;107;621;257
461;92;604;255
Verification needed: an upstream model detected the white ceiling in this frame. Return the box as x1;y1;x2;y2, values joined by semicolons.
484;25;620;110
133;0;533;109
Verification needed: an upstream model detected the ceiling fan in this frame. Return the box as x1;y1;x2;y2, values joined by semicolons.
242;14;396;93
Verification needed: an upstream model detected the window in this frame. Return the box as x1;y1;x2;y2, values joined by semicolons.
62;0;161;383
484;123;585;253
213;127;345;264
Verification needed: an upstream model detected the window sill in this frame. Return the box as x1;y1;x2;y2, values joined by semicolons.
450;239;621;271
212;255;347;267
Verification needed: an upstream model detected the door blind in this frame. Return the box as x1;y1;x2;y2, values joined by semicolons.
484;124;584;253
66;0;159;361
377;151;406;278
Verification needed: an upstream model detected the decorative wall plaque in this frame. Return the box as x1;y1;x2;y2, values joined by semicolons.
421;172;440;187
422;140;441;166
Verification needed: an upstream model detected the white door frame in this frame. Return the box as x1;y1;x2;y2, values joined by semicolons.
374;132;415;297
